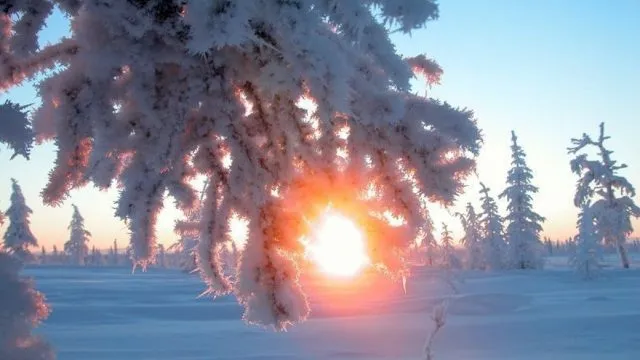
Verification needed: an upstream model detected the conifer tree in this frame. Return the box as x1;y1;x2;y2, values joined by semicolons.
51;245;59;265
3;179;38;262
89;246;104;266
40;246;47;264
499;131;545;269
457;203;483;270
569;206;601;279
568;123;640;268
439;223;460;269
479;183;506;270
64;205;91;266
157;244;166;268
111;239;119;266
418;230;439;267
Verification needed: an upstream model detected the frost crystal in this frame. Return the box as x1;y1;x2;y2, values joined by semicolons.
1;1;481;329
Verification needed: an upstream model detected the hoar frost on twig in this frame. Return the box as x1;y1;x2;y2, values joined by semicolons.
1;1;481;330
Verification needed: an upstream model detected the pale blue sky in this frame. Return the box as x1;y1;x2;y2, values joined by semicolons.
1;1;639;249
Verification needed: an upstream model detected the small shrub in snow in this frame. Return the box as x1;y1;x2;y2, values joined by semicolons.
424;300;448;360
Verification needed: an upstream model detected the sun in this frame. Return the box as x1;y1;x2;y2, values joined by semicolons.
304;211;370;277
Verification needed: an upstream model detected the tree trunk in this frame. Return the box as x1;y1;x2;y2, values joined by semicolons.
618;244;630;269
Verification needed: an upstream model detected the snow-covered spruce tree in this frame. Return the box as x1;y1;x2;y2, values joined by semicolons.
416;215;438;267
3;179;38;262
64;205;91;266
439;223;460;269
110;239;119;266
0;102;53;359
569;206;602;279
156;244;166;268
2;1;481;329
499;131;545;269
568;123;640;268
89;246;105;266
40;246;47;264
543;237;553;256
457;203;483;270
51;245;59;265
479;183;506;270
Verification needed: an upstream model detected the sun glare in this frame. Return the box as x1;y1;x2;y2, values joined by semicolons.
305;211;370;277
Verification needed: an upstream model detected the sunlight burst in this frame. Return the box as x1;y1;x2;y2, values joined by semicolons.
305;211;370;277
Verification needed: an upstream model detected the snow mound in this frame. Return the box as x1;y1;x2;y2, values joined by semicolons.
448;293;532;315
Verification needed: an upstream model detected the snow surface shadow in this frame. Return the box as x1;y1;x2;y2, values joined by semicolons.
447;293;532;316
24;258;640;360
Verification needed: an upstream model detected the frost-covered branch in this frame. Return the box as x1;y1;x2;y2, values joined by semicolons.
0;252;54;360
0;100;34;159
424;301;447;360
2;1;481;329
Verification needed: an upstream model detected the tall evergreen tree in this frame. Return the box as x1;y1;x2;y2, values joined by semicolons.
156;244;166;268
3;179;38;262
569;206;602;279
439;223;460;269
40;246;47;265
499;131;545;269
64;205;91;266
544;237;553;256
457;203;483;270
479;183;506;270
568;123;640;268
89;246;104;266
111;239;119;266
418;228;439;267
51;245;59;265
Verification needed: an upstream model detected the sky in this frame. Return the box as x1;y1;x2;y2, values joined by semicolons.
1;1;639;250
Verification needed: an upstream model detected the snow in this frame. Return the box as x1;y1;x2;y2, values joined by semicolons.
2;0;484;329
26;254;640;360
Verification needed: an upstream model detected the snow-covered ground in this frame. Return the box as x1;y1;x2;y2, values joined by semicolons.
26;254;640;360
